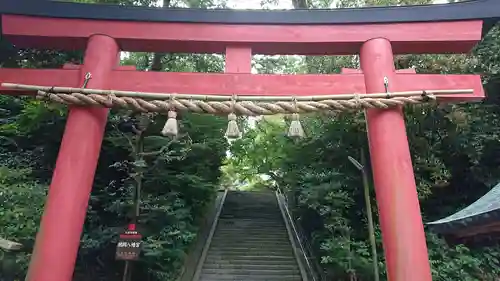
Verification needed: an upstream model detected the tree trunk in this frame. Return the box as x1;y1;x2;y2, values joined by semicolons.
292;0;308;8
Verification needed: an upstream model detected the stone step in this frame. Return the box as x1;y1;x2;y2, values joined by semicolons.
210;243;292;246
210;239;291;244
203;259;297;266
216;224;286;229
209;241;291;247
201;268;301;275
206;250;297;257
224;198;277;200
218;218;282;222
203;263;298;270
216;223;285;227
212;236;290;241
219;215;283;219
214;230;288;234
205;254;297;264
216;223;285;226
199;274;302;281
221;208;280;211
223;201;278;204
211;236;290;241
216;229;285;233
221;206;280;210
213;234;289;240
220;215;282;218
222;209;279;211
224;202;278;204
196;191;303;281
221;210;280;213
215;230;285;233
207;246;293;252
215;227;286;232
211;236;290;240
209;239;293;246
206;253;295;258
216;224;285;228
207;250;294;256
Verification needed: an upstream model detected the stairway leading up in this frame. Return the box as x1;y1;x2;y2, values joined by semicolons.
194;190;306;281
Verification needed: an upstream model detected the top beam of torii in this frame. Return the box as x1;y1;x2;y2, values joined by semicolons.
0;0;499;100
1;0;499;53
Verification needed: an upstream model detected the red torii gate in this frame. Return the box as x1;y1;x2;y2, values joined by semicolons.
0;0;498;281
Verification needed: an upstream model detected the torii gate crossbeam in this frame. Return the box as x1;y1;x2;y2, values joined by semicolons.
0;0;499;281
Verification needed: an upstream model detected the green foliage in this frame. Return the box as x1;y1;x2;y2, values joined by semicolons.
427;233;500;281
0;167;46;275
226;116;290;183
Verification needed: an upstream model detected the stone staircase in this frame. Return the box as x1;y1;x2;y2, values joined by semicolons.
195;190;305;281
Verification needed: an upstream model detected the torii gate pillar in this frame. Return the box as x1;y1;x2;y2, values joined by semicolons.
360;38;432;281
25;35;119;281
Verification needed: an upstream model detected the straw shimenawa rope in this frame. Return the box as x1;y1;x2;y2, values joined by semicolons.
34;90;436;115
1;83;473;116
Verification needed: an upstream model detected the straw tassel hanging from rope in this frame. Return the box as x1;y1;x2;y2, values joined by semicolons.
161;97;178;137
287;97;305;138
225;95;241;139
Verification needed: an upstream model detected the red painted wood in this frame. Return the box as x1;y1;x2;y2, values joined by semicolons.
109;71;483;100
359;38;432;281
25;35;119;281
395;73;484;102
2;15;482;55
0;69;365;96
225;46;252;73
0;69;483;101
336;68;483;102
109;71;367;96
0;68;80;95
